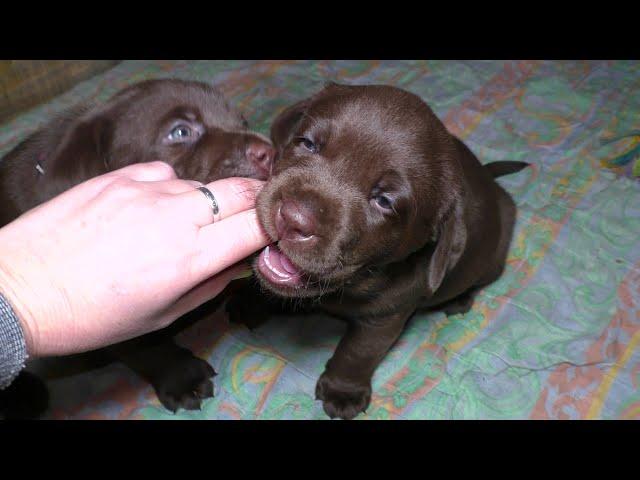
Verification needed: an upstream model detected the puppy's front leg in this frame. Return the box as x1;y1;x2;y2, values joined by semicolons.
110;335;216;413
315;310;412;420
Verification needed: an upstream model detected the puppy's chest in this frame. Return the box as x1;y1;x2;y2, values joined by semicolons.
319;271;420;318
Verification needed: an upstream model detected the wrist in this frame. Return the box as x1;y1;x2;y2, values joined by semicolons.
0;265;38;357
0;291;29;389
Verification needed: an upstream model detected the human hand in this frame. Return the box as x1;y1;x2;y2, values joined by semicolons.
0;161;269;357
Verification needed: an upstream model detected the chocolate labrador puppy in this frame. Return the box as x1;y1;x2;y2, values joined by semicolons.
229;82;528;419
0;78;274;417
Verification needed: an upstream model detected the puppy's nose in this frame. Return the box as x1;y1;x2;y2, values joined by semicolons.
276;199;317;242
246;141;275;177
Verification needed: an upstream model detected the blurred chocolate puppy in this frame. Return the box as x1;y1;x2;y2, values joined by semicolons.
0;79;275;417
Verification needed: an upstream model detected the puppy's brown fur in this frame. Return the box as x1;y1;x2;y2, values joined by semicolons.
230;82;528;419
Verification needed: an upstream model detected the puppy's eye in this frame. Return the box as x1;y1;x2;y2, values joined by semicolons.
373;194;394;211
297;137;318;153
167;124;194;143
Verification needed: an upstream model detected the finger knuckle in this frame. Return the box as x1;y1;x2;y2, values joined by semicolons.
146;161;177;178
103;176;140;199
152;193;174;211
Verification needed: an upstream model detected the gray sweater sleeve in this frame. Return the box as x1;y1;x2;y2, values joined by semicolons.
0;292;28;389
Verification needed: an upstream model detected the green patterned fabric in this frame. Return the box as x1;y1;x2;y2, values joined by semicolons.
0;60;119;123
1;60;639;419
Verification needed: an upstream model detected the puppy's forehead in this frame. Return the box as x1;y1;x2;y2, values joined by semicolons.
308;89;426;160
127;82;244;129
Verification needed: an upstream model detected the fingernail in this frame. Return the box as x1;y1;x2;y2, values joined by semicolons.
232;268;254;280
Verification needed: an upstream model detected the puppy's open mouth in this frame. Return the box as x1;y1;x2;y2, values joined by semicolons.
254;242;359;299
256;244;305;289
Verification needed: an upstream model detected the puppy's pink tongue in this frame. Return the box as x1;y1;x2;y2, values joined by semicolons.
257;244;303;287
279;250;300;274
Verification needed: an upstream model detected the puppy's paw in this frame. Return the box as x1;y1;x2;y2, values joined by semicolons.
315;371;371;420
153;356;216;413
442;301;473;316
441;291;476;316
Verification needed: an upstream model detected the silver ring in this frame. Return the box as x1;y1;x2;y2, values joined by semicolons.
197;186;220;222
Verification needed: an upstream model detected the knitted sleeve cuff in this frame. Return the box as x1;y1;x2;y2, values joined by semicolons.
0;292;28;390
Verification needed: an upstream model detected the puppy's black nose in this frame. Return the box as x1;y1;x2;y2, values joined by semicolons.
276;198;317;242
246;141;275;177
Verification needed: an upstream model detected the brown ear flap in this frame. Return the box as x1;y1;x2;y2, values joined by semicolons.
425;200;467;295
49;114;114;182
270;83;349;147
270;98;311;148
322;80;347;90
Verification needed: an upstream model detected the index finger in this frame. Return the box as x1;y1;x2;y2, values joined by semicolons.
172;177;265;227
189;208;271;282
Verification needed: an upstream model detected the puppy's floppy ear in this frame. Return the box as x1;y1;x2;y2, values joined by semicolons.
322;80;350;90
424;199;467;295
270;98;311;148
270;83;349;147
49;112;114;182
47;83;153;181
